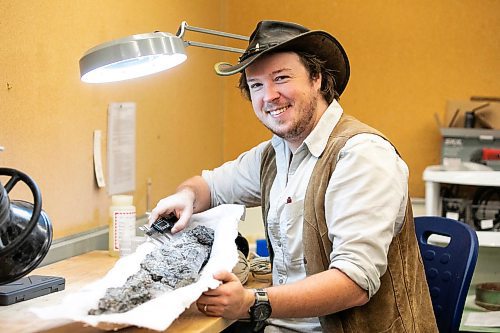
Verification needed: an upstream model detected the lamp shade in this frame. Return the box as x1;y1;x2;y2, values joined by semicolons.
79;32;187;83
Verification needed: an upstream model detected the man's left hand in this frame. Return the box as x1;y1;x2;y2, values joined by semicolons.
196;271;254;319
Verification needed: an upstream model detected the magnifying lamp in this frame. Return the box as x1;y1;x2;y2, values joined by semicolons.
79;21;249;83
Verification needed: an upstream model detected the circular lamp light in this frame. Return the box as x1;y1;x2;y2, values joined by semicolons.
79;32;187;83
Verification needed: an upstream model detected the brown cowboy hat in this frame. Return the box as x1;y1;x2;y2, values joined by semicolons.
215;20;350;96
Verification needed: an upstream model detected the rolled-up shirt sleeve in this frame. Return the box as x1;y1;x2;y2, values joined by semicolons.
326;133;409;298
201;140;269;208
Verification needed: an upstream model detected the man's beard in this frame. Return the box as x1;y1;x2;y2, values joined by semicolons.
265;94;318;143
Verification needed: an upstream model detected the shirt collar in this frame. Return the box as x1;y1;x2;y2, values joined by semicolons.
271;100;344;157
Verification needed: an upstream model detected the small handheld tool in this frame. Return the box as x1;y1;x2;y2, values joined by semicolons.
139;213;179;245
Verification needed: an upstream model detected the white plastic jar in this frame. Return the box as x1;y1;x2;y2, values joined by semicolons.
109;195;136;257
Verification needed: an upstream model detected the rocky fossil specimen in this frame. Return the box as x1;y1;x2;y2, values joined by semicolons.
88;225;214;315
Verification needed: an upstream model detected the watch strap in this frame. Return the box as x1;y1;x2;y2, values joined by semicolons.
254;288;269;303
249;288;271;331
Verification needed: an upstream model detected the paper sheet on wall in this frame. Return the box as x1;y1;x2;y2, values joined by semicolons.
31;204;244;331
93;130;106;188
107;102;136;195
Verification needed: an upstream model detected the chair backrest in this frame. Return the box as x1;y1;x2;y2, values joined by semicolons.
414;216;479;333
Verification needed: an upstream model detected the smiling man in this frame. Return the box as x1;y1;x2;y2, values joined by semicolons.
246;52;326;151
149;21;437;332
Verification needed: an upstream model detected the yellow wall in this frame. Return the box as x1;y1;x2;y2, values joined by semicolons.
1;1;499;240
222;0;500;197
1;1;226;238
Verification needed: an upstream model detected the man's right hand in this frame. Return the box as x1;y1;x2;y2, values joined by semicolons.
148;175;212;234
148;187;196;234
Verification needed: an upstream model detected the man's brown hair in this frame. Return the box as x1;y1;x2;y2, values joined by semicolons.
238;51;339;103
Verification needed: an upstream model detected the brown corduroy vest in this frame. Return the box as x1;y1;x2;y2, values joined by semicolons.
260;114;437;332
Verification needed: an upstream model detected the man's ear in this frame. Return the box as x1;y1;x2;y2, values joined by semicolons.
313;72;322;91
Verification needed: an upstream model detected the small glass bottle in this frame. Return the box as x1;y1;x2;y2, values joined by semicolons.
109;195;136;257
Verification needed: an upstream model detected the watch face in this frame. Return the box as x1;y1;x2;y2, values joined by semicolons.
253;303;272;321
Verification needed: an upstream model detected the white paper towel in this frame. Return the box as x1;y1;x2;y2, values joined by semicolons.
31;204;244;331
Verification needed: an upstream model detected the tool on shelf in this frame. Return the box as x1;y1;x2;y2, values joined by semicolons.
464;103;490;128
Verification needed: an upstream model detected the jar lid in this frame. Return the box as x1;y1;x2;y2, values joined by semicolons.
111;195;133;206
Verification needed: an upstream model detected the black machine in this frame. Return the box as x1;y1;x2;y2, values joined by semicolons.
0;167;65;305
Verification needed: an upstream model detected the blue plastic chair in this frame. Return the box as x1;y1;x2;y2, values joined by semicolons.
414;216;479;333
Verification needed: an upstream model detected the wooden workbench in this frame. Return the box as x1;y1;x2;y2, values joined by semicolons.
0;251;267;333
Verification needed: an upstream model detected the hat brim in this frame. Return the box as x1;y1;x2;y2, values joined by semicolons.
214;30;350;96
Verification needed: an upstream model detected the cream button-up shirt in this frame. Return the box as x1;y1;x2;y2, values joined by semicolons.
202;100;409;332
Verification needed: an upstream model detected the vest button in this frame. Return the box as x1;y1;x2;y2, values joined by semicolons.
303;257;307;264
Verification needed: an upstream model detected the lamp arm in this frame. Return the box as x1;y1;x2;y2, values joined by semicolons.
185;41;246;54
177;21;248;41
176;21;248;54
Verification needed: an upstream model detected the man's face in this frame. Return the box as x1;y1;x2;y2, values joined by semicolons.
245;52;324;149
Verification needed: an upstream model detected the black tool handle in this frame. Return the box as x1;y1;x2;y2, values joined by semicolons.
151;213;179;234
0;168;42;254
